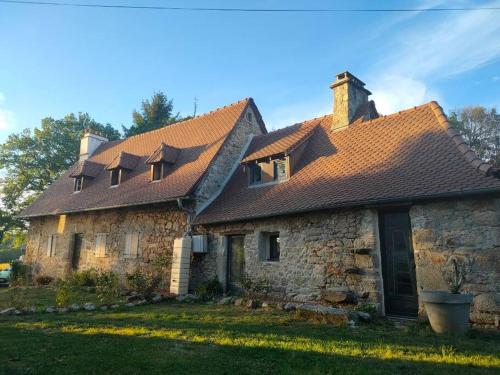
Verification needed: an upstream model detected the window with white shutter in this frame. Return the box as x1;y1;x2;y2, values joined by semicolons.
46;235;57;257
95;233;108;257
124;232;140;258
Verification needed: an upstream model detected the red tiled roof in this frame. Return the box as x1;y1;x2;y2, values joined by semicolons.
195;102;500;224
19;98;254;218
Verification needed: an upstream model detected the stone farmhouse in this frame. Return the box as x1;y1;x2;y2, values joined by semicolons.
20;72;500;324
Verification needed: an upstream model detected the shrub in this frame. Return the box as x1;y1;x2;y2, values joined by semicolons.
125;269;160;298
10;261;31;286
55;281;73;307
194;277;223;301
66;268;98;287
96;271;120;305
35;275;54;286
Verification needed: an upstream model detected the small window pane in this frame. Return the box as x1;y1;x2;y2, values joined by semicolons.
249;164;262;185
274;160;287;181
152;163;162;181
110;169;120;186
268;233;280;261
74;177;83;192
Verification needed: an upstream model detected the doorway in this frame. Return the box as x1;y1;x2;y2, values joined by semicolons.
227;235;245;292
379;210;418;317
71;233;84;271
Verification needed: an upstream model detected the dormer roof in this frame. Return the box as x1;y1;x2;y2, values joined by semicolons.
106;151;140;171
68;160;104;178
145;143;180;165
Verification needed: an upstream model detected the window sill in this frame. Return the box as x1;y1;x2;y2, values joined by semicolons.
260;260;280;264
109;185;119;189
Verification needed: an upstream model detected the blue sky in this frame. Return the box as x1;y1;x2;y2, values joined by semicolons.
0;0;499;141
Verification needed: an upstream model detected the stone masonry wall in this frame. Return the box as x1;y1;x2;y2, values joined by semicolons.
410;197;500;325
194;208;384;308
195;106;263;208
25;203;188;286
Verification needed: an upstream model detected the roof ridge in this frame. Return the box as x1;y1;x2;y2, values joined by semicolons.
428;101;494;176
122;97;251;142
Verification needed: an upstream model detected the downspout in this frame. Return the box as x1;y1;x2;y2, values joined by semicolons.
177;197;195;236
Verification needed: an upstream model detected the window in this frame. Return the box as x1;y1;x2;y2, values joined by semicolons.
273;160;287;181
268;233;280;261
151;163;163;181
259;232;280;262
46;234;57;257
74;177;83;192
124;232;140;258
246;112;253;122
95;233;107;257
249;163;262;185
110;169;121;187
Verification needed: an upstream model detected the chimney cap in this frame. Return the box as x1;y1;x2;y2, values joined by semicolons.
82;128;108;141
329;71;371;95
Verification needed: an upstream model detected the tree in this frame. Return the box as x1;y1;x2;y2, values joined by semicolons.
449;106;500;166
122;92;181;137
0;113;120;230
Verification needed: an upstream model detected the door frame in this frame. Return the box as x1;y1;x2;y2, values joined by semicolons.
226;234;245;293
378;208;418;318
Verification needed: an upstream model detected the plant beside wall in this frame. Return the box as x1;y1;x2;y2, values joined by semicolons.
125;269;160;299
96;271;120;305
421;257;474;334
194;278;223;301
10;261;31;286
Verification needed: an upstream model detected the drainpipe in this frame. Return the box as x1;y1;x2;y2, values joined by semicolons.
177;197;195;236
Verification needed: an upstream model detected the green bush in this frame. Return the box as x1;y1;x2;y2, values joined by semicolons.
35;275;54;286
10;261;31;285
241;274;270;298
55;281;73;307
96;271;120;305
125;269;160;298
194;277;223;301
66;268;98;287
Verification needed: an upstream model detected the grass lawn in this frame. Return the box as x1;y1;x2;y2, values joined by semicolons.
1;301;499;374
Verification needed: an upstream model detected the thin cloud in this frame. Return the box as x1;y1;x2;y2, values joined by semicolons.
369;0;500;113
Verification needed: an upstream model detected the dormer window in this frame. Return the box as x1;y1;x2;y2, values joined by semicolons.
74;176;83;192
110;169;121;187
273;159;287;182
249;163;262;185
151;162;164;182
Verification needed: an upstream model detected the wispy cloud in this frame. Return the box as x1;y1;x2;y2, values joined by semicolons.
369;0;500;114
0;93;15;131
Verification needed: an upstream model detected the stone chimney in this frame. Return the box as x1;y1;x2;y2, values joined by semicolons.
79;129;108;161
330;71;373;131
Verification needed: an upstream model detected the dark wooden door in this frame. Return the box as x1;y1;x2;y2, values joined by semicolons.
71;234;83;270
227;235;245;291
379;210;418;317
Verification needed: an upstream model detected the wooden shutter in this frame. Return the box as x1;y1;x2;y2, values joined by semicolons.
94;234;107;257
125;232;139;258
46;235;53;257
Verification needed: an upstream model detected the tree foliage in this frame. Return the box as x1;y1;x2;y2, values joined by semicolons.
449;106;500;166
0;113;120;228
122;92;181;137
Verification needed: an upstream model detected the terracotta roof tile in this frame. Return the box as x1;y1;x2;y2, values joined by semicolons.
196;102;500;224
106;151;141;170
145;142;181;164
20;98;253;218
68;160;104;178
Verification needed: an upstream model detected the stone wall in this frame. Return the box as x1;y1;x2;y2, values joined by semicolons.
410;197;500;325
194;208;384;308
24;203;188;285
195;105;263;208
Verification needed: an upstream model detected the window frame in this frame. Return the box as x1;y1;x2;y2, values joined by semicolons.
273;159;287;182
259;231;281;262
74;176;83;192
110;169;121;187
249;163;262;185
150;162;164;182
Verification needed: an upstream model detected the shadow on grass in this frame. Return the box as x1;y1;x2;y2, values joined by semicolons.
0;323;498;375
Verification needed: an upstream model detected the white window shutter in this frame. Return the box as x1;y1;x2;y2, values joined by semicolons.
95;234;107;257
132;232;139;258
125;232;139;258
47;235;53;257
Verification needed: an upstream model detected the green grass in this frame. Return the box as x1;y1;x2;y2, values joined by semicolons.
0;286;126;310
1;302;499;374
